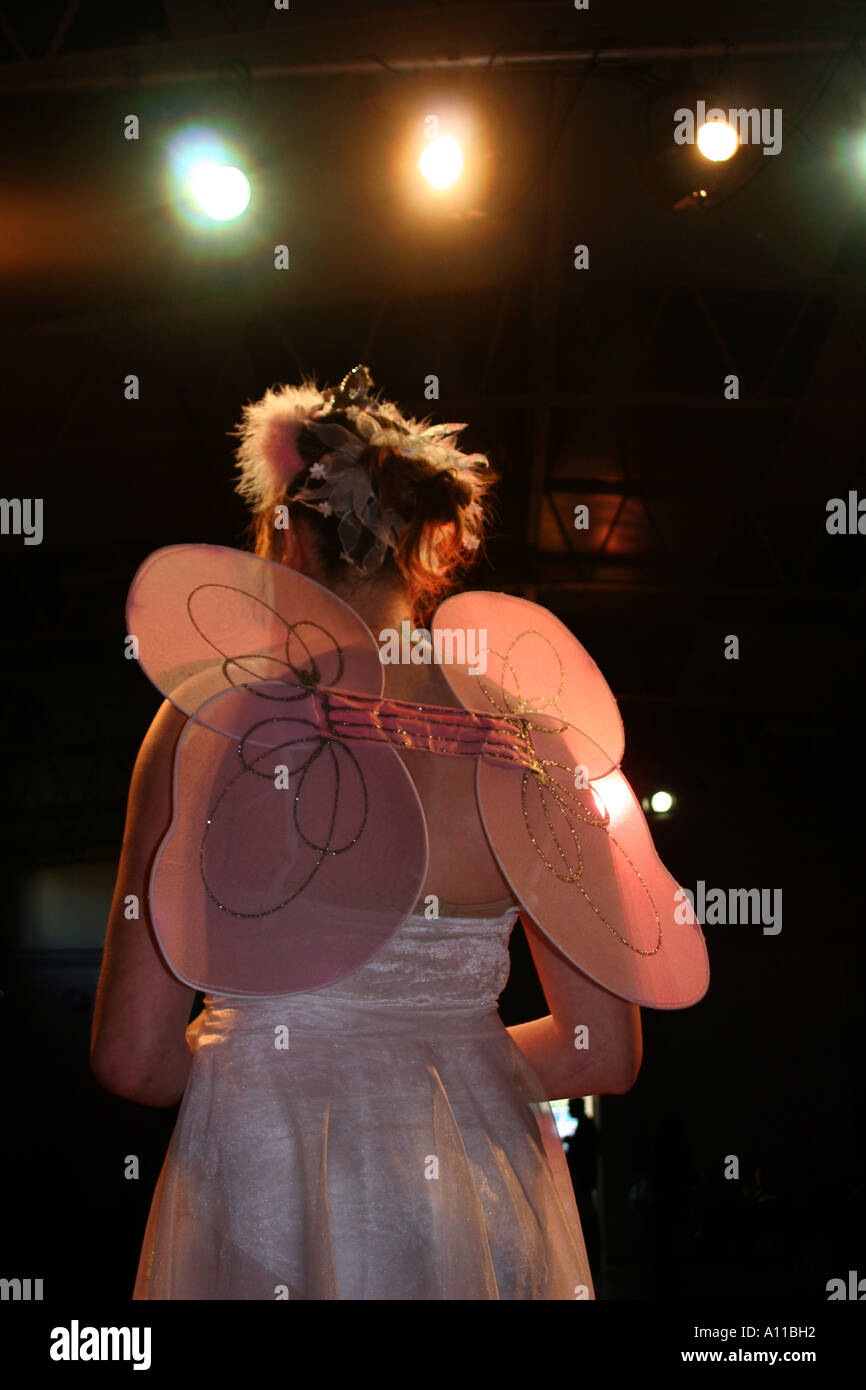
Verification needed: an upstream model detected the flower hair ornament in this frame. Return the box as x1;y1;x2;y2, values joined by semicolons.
231;364;491;574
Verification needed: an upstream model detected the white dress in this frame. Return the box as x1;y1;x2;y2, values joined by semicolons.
133;898;594;1300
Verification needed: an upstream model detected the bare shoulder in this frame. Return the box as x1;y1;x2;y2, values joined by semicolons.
135;697;189;772
124;700;189;833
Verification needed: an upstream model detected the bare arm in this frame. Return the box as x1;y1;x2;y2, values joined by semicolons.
505;911;643;1101
90;698;197;1107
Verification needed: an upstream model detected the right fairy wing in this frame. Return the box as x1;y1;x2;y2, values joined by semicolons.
431;588;709;1010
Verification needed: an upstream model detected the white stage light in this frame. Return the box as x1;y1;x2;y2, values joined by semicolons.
188;163;251;221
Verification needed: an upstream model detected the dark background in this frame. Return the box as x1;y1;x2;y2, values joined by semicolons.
1;0;864;1302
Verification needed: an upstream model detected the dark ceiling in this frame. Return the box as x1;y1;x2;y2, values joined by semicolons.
2;0;865;862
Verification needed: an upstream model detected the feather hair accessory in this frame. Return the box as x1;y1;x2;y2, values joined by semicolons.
231;365;492;571
231;378;325;505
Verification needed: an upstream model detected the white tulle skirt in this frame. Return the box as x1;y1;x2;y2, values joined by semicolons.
133;992;594;1300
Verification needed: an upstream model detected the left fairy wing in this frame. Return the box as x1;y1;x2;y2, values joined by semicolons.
126;545;429;995
149;683;427;996
126;543;385;735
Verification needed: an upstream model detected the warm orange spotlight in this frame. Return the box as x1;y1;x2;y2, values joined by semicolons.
696;119;739;162
417;135;464;190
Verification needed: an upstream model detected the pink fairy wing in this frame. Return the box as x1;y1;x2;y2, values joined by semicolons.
126;544;384;738
432;589;624;776
126;545;426;994
476;713;708;1008
431;591;708;1008
150;684;428;995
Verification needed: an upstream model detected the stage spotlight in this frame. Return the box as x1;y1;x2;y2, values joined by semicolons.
189;163;250;221
696;119;739;162
165;126;253;231
649;790;674;814
417;135;464;190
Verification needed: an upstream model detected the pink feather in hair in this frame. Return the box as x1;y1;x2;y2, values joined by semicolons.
232;378;325;507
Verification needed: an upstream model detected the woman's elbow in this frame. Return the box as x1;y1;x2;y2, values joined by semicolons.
602;1056;641;1095
600;1031;643;1095
90;1049;187;1108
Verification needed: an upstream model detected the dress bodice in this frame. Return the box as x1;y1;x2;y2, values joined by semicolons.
301;905;521;1011
204;902;522;1020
